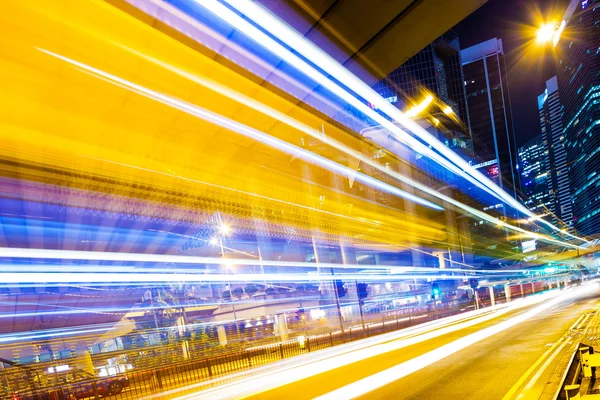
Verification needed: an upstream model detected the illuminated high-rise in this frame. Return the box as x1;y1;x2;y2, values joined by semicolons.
556;0;600;235
461;38;519;199
518;135;553;217
537;76;573;231
372;30;472;149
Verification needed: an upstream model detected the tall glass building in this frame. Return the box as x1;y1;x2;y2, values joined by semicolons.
461;38;519;199
537;76;573;231
372;30;472;146
557;0;600;235
518;135;554;217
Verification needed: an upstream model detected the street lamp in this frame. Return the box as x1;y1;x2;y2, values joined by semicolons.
536;23;557;43
218;223;231;236
210;225;239;321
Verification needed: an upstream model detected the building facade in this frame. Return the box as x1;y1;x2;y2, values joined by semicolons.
372;30;472;148
556;0;600;235
461;38;519;199
537;76;573;231
518;135;554;216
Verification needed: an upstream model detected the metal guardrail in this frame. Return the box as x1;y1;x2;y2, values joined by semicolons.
2;287;551;400
4;321;424;400
554;308;600;400
2;306;453;399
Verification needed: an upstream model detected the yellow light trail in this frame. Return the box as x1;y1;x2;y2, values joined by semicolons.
0;0;449;249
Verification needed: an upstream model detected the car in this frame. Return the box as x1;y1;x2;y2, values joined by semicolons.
58;370;129;399
25;369;129;399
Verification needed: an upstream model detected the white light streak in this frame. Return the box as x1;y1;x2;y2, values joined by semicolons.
0;247;533;275
120;44;580;249
170;291;562;399
315;290;567;399
1;272;471;284
218;0;589;245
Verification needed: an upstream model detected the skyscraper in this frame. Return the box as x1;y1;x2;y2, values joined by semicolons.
461;38;519;199
556;0;600;235
372;30;472;146
365;31;475;269
518;135;553;217
537;76;573;231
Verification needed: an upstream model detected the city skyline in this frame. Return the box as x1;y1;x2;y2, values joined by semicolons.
0;1;598;400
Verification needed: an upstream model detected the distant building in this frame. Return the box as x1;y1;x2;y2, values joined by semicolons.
556;0;600;235
372;30;472;150
461;38;519;199
518;135;553;217
537;76;573;231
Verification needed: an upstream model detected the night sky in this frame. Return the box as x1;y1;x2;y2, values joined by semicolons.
453;0;570;147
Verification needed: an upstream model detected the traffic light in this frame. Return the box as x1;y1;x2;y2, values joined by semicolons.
357;283;369;300
335;280;347;297
469;278;479;289
295;308;306;321
431;282;440;298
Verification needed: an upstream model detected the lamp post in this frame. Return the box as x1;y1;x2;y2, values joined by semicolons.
210;224;240;336
534;5;596;48
215;226;238;321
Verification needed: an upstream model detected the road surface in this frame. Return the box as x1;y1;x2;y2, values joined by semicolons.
179;284;600;400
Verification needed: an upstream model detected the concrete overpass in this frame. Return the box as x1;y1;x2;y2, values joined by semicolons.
258;0;488;84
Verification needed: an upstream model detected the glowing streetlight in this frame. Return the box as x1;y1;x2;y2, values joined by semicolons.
536;23;556;43
404;95;433;118
536;20;566;47
442;106;453;116
218;224;231;236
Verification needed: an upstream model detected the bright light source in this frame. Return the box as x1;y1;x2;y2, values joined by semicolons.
537;23;556;43
432;117;440;126
204;2;590;246
48;365;70;373
310;309;326;319
404;95;433;118
208;237;219;246
442;106;453;115
218;224;231;236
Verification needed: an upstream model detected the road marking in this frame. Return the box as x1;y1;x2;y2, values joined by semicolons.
517;339;570;399
314;293;567;400
502;310;591;400
577;313;591;329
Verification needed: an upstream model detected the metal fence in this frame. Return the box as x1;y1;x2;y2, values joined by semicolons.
1;289;541;400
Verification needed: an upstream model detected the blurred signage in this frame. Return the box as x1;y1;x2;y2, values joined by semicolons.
471;159;497;169
488;165;499;177
522;239;537;253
